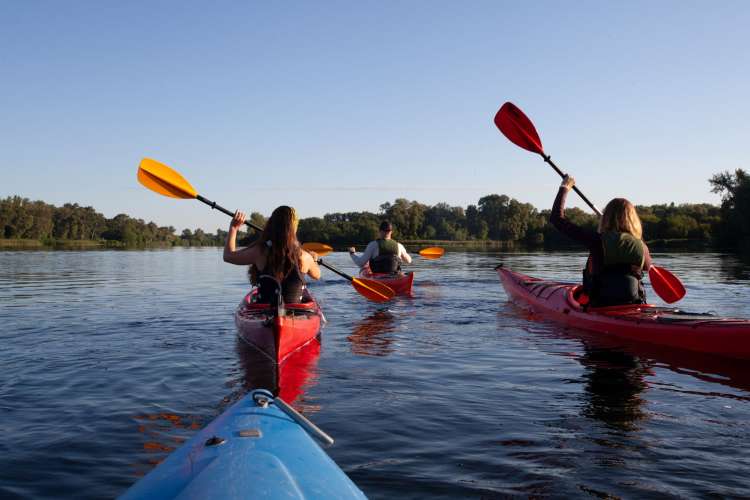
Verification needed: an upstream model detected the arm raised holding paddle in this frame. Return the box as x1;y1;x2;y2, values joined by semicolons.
551;175;653;307
137;158;394;303
494;102;685;304
222;206;321;305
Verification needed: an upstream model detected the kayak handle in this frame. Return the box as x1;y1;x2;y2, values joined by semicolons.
274;396;335;447
253;390;334;447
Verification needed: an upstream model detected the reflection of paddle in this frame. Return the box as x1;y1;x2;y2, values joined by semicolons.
137;158;395;303
494;102;686;304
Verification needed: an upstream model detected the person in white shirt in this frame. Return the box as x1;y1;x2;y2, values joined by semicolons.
348;220;412;274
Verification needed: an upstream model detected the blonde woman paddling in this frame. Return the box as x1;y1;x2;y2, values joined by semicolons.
550;175;652;307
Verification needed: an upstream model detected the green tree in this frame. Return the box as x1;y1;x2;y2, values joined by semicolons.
710;169;750;252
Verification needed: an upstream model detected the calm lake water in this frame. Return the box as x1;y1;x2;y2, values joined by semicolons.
1;249;750;499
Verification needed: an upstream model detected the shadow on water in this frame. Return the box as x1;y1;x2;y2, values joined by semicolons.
347;310;398;357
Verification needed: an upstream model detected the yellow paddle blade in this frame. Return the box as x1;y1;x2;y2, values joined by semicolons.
418;246;445;259
351;278;395;303
137;158;198;199
301;242;334;256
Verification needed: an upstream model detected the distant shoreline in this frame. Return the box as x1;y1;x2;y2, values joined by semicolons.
0;237;716;253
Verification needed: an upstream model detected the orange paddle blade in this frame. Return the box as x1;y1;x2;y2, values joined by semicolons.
137;158;198;199
649;265;686;304
418;246;445;259
301;242;334;256
351;278;395;303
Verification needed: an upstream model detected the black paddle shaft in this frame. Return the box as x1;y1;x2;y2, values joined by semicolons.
542;155;602;216
196;195;358;284
196;194;264;232
196;195;339;277
317;259;354;282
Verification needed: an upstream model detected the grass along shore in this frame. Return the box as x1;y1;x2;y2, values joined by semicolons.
0;238;123;249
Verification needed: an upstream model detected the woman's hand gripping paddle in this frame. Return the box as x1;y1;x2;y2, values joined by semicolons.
137;158;395;302
493;104;686;304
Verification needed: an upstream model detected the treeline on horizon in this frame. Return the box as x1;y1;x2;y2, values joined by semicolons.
1;169;748;254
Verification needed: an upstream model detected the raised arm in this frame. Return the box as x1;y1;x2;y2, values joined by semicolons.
299;249;321;280
550;176;598;247
223;211;258;265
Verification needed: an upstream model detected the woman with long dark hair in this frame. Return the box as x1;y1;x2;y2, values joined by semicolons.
223;206;320;304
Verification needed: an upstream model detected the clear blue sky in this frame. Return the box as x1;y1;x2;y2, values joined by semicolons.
2;1;748;233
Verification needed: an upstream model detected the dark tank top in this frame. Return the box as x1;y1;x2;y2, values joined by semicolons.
257;261;306;305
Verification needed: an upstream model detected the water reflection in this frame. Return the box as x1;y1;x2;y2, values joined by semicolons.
578;347;650;431
235;337;321;407
236;337;278;393
348;311;397;357
130;411;204;476
719;253;750;282
503;302;750;395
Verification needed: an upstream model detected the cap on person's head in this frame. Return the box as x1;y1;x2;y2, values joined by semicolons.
379;220;393;232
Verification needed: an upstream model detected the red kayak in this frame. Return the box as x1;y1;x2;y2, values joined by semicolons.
497;265;750;360
235;289;324;364
360;268;415;296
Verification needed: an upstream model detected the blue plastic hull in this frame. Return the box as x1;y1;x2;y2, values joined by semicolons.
120;390;366;499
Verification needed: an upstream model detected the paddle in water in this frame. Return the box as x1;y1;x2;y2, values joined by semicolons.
493;102;686;304
137;158;395;302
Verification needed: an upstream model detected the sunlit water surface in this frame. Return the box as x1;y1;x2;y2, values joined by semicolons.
1;249;749;499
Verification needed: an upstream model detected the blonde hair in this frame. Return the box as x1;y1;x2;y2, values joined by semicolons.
598;198;642;239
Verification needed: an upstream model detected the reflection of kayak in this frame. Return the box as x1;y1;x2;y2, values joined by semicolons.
120;389;367;499
235;289;324;364
278;339;321;404
348;311;397;357
236;333;321;405
359;268;415;296
497;265;750;360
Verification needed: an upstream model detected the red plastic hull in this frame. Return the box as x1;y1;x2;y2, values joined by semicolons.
235;290;324;364
359;269;415;296
497;266;750;360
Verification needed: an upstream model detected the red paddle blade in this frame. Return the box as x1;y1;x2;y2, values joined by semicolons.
494;102;545;156
649;265;686;304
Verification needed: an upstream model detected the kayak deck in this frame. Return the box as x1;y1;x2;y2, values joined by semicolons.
235;289;324;364
120;390;366;500
496;265;750;360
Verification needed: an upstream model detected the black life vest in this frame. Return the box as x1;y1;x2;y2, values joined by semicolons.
369;238;400;274
585;232;646;307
